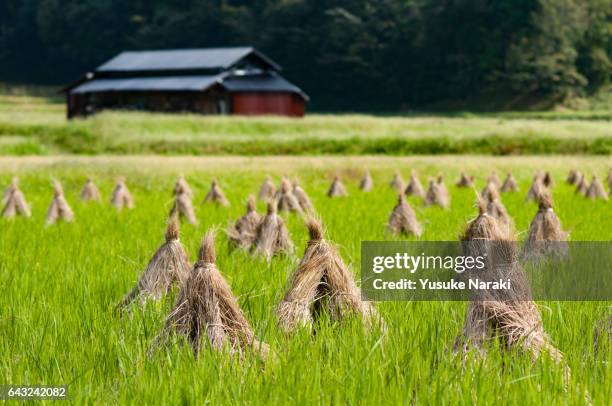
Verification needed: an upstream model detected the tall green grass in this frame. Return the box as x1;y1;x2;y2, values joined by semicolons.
0;158;610;404
0;93;611;155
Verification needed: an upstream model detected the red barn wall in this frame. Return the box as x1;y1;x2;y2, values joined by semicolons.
232;92;304;117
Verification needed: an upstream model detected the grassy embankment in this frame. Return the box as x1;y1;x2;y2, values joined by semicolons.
0;91;611;155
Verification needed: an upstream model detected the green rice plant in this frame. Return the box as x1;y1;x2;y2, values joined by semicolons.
0;157;610;404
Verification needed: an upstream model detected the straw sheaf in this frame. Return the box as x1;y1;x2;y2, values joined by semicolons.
574;174;588;196
388;194;422;236
522;191;568;261
252;201;293;259
118;217;190;309
436;174;449;199
174;176;193;198
359;170;374;191
171;192;198;225
292;179;314;212
456;172;474;188
390;171;404;192
2;180;31;218
204;180;230;206
405;171;425;198
80;178;102;201
46;182;74;224
258;176;277;201
155;231;267;357
227;196;261;249
276;178;303;212
111;179;134;210
278;218;381;333
501;172;518;193
585;176;608;200
526;173;546;202
566;169;580;185
327;176;348;197
458;200;566;372
425;179;449;208
2;177;19;204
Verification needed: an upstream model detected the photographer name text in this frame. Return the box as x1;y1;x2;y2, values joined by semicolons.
371;278;511;291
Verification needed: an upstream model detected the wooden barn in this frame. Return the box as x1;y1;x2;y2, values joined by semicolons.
63;47;308;118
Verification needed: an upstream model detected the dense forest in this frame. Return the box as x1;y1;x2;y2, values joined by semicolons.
1;0;610;110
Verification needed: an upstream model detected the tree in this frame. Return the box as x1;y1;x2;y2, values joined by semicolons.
576;0;612;90
0;0;609;109
503;0;589;97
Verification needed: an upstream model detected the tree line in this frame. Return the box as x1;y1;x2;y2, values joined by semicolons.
1;0;610;110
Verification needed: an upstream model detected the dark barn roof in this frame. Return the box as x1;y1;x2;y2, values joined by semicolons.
71;75;223;93
70;72;309;100
96;47;281;72
222;73;309;100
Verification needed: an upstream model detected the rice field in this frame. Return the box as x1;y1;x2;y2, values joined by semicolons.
1;156;611;404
